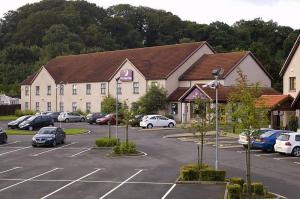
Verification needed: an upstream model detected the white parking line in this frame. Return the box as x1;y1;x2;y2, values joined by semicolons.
236;150;261;153
161;184;176;199
254;153;277;157
99;169;143;199
41;168;102;199
0;167;22;174
30;142;77;157
293;162;300;165
218;145;243;149
0;168;61;192
0;146;31;156
0;141;20;146
70;148;91;157
274;157;299;160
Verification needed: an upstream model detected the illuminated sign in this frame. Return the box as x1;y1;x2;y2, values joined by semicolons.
120;69;133;82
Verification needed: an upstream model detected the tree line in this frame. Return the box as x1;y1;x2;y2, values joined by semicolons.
0;0;299;96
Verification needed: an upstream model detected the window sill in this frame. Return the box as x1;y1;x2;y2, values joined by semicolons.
289;90;296;92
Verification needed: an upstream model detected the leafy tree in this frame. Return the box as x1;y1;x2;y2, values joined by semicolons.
120;101;133;144
138;85;167;114
227;69;269;198
101;95;117;114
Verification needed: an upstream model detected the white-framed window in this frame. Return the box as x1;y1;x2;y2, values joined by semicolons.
133;82;139;94
72;102;77;112
86;102;91;112
25;86;29;96
101;83;106;95
59;102;64;112
86;84;91;95
117;83;122;95
59;84;64;95
47;85;51;95
72;84;77;95
25;102;29;110
35;102;40;111
36;86;40;96
289;77;296;91
47;102;51;111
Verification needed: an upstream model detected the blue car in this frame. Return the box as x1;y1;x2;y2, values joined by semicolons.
252;130;292;152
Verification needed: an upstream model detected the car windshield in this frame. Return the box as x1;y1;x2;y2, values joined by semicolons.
16;116;27;122
261;131;276;137
37;129;55;134
277;134;290;141
27;116;36;121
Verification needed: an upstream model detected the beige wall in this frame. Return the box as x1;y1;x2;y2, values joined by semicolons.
224;55;271;87
283;45;300;97
21;85;31;110
165;44;214;95
109;60;147;107
30;67;56;112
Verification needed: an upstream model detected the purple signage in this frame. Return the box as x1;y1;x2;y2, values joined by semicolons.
184;88;207;101
120;69;133;82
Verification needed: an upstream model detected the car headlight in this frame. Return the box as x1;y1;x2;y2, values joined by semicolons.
32;137;36;141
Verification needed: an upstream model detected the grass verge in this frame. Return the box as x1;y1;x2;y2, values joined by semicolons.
0;115;18;121
64;128;87;135
5;128;87;135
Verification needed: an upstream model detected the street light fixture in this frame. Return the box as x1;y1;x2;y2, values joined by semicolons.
115;77;120;141
202;68;223;170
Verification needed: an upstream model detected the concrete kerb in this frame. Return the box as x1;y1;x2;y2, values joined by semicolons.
106;150;148;158
175;176;227;185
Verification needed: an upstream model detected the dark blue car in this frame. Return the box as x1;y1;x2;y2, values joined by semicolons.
252;130;292;152
32;127;66;147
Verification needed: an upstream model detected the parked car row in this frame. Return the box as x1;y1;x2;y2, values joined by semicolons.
8;115;54;131
238;129;300;157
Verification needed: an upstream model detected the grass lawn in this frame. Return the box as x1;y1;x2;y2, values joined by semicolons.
0;115;18;121
5;128;87;135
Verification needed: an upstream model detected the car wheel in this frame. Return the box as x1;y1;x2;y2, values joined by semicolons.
28;126;33;131
168;123;174;128
292;146;300;157
32;144;37;147
147;124;153;129
65;119;69;123
52;140;57;147
3;136;7;144
81;118;85;122
61;138;65;144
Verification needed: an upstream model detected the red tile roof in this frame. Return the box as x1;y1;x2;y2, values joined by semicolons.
179;51;272;80
22;42;207;84
257;95;293;108
168;87;190;101
280;34;300;76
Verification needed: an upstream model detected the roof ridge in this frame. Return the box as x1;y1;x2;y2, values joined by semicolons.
55;42;205;59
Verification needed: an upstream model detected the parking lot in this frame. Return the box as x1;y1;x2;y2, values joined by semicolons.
0;121;227;199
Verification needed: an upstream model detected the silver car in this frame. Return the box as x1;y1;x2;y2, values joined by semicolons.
58;112;85;123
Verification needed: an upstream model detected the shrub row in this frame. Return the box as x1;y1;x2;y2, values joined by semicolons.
227;177;267;199
179;163;226;181
95;137;118;147
15;109;36;117
113;142;137;155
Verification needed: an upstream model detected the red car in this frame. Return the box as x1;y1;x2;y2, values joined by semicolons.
96;114;116;125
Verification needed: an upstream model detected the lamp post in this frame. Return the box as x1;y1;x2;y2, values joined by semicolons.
211;68;223;170
115;77;120;141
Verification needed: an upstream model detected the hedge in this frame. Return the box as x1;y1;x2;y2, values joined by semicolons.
179;163;225;181
95;137;118;147
227;184;241;199
180;164;199;181
200;168;226;181
113;142;137;155
230;177;245;188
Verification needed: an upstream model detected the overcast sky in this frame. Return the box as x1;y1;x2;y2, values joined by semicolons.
1;0;299;29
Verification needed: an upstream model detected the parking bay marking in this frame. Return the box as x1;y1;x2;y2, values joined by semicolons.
0;167;22;174
161;184;176;199
273;157;299;160
254;153;277;157
99;169;144;199
30;142;78;157
0;146;31;156
40;168;102;199
0;141;20;146
0;168;61;192
70;148;92;157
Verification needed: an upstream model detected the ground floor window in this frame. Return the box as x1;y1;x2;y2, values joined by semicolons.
72;102;77;112
171;103;178;115
59;102;64;112
86;102;91;113
47;102;51;111
25;102;29;110
35;102;40;111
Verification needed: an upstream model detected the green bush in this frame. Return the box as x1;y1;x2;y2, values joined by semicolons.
230;177;245;187
200;169;226;181
112;141;137;155
286;115;298;132
252;182;264;196
95;137;118;147
15;109;35;117
242;183;254;194
227;184;241;199
180;164;199;181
